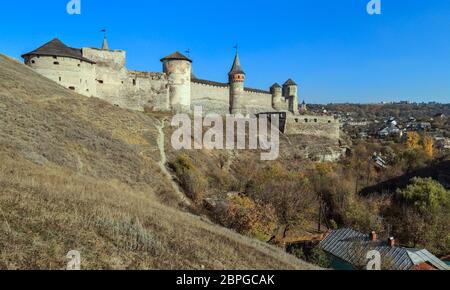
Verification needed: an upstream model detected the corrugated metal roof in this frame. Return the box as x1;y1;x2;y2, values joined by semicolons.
318;228;448;270
408;249;450;270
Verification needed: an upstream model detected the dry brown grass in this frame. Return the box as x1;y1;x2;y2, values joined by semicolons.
0;54;317;270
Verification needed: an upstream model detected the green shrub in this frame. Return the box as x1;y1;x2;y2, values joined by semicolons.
170;155;207;203
309;247;331;269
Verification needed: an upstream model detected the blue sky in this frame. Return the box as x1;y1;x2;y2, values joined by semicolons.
1;0;450;104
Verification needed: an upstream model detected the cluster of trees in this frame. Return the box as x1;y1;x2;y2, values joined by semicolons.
386;177;450;255
170;138;449;257
406;132;434;158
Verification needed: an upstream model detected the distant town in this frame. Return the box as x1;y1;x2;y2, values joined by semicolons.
306;102;450;152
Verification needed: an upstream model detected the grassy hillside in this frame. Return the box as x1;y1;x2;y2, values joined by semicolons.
0;54;316;270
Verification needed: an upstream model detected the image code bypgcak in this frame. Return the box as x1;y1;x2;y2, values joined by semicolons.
0;0;449;280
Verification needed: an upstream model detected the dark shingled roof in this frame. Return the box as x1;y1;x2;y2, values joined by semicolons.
271;83;282;88
160;51;192;63
21;38;95;64
283;79;297;86
229;53;245;75
319;228;450;270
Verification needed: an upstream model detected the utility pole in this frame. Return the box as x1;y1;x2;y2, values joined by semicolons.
318;194;322;233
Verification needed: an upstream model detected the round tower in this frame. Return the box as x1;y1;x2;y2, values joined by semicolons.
271;83;283;110
301;100;308;113
21;38;97;98
283;79;299;115
229;53;246;114
161;51;192;113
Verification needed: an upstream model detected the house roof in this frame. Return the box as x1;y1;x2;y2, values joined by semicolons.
21;38;95;64
319;228;450;270
160;51;192;63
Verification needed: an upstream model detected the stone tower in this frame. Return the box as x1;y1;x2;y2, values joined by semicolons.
229;53;246;114
301;100;308;112
283;79;299;115
102;37;109;50
271;83;283;110
161;51;192;113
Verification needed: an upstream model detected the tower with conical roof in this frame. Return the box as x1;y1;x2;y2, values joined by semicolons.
229;52;246;114
271;83;283;110
102;37;109;50
161;51;192;112
301;100;307;112
283;79;299;115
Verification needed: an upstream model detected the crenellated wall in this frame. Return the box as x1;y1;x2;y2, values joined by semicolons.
242;89;272;108
190;80;274;114
191;80;229;102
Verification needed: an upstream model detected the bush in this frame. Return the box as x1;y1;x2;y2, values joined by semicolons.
399;148;430;172
309;247;331;269
170;155;207;203
225;194;278;241
387;177;450;255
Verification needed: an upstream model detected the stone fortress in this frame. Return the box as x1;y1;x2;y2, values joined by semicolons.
22;37;340;139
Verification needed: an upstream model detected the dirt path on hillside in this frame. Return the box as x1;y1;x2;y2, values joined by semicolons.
155;119;192;206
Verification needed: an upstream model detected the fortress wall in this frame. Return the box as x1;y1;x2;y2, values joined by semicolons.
285;115;341;140
25;55;96;97
82;48;126;70
91;64;126;106
277;99;290;111
191;81;230;113
242;90;272;108
121;71;170;111
191;81;229;102
82;48;170;111
82;48;128;107
191;82;274;114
